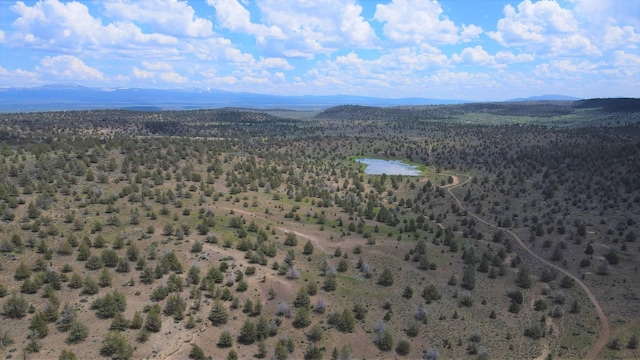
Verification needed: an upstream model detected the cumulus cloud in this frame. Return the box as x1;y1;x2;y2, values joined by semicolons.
257;57;294;70
374;0;482;45
571;0;640;29
297;47;453;96
601;24;640;50
488;0;577;46
613;50;640;75
214;0;378;58
3;0;266;80
207;0;284;39
0;0;636;99
141;61;174;72
132;67;154;80
8;0;178;56
533;59;604;81
0;65;40;87
495;51;535;64
37;55;104;80
103;0;213;37
132;61;187;83
452;47;535;68
488;0;602;58
452;46;498;67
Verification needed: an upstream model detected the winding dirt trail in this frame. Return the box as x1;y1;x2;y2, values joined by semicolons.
160;323;208;359
446;174;610;360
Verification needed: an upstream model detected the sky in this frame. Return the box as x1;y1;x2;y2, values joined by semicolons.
0;0;639;101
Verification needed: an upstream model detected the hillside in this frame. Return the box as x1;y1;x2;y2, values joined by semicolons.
0;106;639;360
316;98;640;126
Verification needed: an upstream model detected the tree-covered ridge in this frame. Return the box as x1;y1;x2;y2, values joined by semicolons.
316;98;640;122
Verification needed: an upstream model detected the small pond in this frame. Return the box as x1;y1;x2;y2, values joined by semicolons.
356;158;421;176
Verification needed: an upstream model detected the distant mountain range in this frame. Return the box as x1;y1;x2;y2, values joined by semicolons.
507;94;581;102
0;84;587;112
0;84;474;112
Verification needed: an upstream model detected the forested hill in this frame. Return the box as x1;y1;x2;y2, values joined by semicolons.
313;104;455;121
315;98;640;124
574;98;640;112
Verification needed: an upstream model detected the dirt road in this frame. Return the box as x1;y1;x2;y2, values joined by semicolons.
446;175;610;360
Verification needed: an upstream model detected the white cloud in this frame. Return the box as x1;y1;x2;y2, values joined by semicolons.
249;0;377;58
224;47;256;65
206;0;284;38
4;0;266;80
294;47;454;96
257;57;294;70
0;65;40;87
37;55;104;80
273;72;286;82
0;30;5;43
488;0;577;46
8;0;178;56
601;24;640;50
374;0;481;45
461;24;483;41
142;61;174;72
613;50;640;75
495;51;534;64
488;0;605;58
571;0;640;29
160;72;187;83
132;61;187;83
533;59;603;80
452;47;535;68
103;0;213;37
132;67;154;79
452;46;498;67
549;34;601;56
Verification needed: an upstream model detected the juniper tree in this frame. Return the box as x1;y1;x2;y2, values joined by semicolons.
238;318;257;344
378;268;394;286
100;331;134;359
2;292;29;318
209;299;229;326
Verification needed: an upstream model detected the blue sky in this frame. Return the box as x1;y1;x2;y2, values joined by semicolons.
0;0;639;101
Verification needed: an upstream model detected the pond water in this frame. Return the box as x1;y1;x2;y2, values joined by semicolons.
356;158;421;176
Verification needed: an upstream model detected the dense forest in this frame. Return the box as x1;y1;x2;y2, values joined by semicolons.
0;99;639;360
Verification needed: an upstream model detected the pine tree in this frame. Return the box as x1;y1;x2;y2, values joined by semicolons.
515;266;532;289
98;268;113;287
66;321;88;343
144;306;162;332
285;232;298;246
217;329;233;348
378;268;394;286
238;318;257;344
461;265;476;290
14;261;31;280
294;287;310;309
209;299;228;326
293;308;311;328
2;292;29;318
303;240;314;255
189;344;206;360
110;312;130;331
56;303;76;332
100;331;134;359
130;311;143;329
29;311;49;338
58;349;77;360
378;330;393;351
